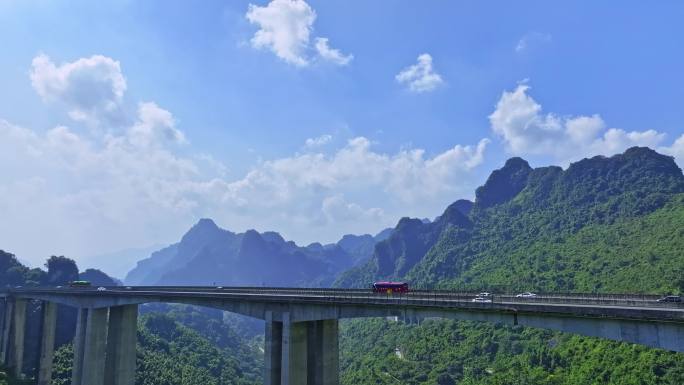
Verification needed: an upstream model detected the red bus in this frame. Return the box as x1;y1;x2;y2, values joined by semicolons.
372;281;409;294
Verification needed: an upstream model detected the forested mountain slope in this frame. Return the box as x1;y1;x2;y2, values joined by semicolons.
340;318;684;385
338;147;684;294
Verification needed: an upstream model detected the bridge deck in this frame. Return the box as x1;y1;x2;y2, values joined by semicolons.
3;286;683;323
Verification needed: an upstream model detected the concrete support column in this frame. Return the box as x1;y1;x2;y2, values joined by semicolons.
282;317;308;385
264;312;282;385
307;319;339;385
0;300;14;365
71;308;88;385
275;315;339;385
104;305;138;385
0;300;5;363
81;307;109;385
37;301;57;385
9;299;27;378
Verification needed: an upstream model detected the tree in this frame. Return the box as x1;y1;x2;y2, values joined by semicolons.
44;255;79;285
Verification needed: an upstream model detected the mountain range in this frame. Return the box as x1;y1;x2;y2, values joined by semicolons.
336;146;684;294
124;219;392;286
125;146;684;296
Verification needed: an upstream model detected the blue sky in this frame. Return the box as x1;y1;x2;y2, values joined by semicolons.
1;0;683;275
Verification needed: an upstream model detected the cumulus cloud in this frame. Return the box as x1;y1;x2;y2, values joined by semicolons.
396;54;444;93
30;54;127;126
321;194;383;224
3;53;492;266
304;134;332;148
245;0;315;66
224;136;490;208
0;50;496;263
489;84;667;163
515;32;552;53
0;112;490;264
0;117;207;265
127;102;186;147
246;0;352;66
315;37;353;66
660;134;684;167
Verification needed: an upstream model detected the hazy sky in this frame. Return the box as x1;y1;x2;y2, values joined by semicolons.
1;0;683;270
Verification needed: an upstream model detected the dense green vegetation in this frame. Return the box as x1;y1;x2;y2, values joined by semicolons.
340;319;684;385
51;312;261;385
417;194;684;293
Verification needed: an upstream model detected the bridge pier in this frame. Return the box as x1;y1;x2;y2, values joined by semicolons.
81;308;109;385
307;319;339;385
37;301;57;385
8;298;27;378
265;312;283;385
266;313;339;385
71;305;138;385
104;305;138;385
0;299;14;365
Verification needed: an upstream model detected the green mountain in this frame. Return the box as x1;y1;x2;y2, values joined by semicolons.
337;147;684;294
339;318;684;385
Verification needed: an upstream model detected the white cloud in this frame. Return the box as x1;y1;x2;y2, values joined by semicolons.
246;0;315;66
315;37;353;65
0;117;206;265
127;102;186;148
396;54;444;93
245;0;351;66
304;134;332;148
224;136;490;210
489;84;667;163
0;115;490;265
321;194;383;224
515;32;552;53
660;134;684;167
30;54;127;126
2;53;491;266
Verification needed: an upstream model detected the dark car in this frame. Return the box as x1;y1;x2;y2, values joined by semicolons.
656;295;682;303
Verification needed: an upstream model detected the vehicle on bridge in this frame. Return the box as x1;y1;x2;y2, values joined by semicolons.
68;280;91;288
372;281;409;294
657;295;682;303
516;292;537;298
471;296;492;303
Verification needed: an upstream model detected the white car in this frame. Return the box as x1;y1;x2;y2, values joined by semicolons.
478;292;492;297
97;287;107;291
516;292;537;298
471;297;492;303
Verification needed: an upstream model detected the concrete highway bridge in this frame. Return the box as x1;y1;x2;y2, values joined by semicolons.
1;286;683;385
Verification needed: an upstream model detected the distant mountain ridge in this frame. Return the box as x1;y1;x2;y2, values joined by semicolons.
336;147;684;293
124;220;392;286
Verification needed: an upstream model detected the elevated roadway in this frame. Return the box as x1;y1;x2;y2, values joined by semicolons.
1;286;683;385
